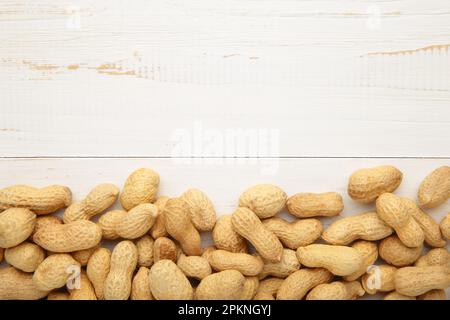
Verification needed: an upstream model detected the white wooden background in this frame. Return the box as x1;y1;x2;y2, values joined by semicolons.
0;0;449;299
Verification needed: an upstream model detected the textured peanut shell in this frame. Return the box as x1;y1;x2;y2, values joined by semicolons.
231;207;283;262
104;241;138;300
120;168;160;210
131;267;153;300
0;208;36;248
441;213;450;240
254;277;284;300
240;277;259;300
287;192;343;218
63;183;119;223
379;235;422;267
196;270;245;300
69;271;97;300
384;292;416;300
0;267;50;300
149;259;194;300
33;254;81;291
177;254;212;280
72;245;100;266
344;241;378;281
296;244;364;276
33;220;102;253
47;292;70;300
376;193;424;248
259;249;300;279
348;166;402;203
5;241;45;272
163;198;201;256
415;248;450;267
395;265;450;296
153;237;178;262
150;196;169;238
209;250;264;276
0;184;72;214
136;235;154;267
213;215;247;253
322;212;393;245
262;217;322;249
116;203;158;239
181;188;217;231
97;210;127;240
362;265;397;294
418;289;447;300
30;215;62;239
306;281;365;300
86;247;111;300
277;268;333;300
418;166;450;209
201;246;216;264
239;184;287;218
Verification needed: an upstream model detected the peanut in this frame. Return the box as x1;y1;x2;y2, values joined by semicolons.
344;241;378;281
238;184;287;219
441;213;450;239
362;265;397;294
348;165;403;203
181;188;216;231
262;217;322;249
306;281;364;300
72;245;100;266
131;267;153;300
63;183;119;223
379;235;423;267
395;265;450;296
116;203;158;239
86;247;111;300
259;249;300;279
153;237;178;262
120;168;159;210
0;184;72;214
376;193;424;248
104;241;138;300
149;259;194;300
5;241;45;272
150;196;169;238
30;215;62;239
322;212;392;245
384;292;416;300
231;207;283;262
212;215;247;253
69;271;97;300
201;246;216;264
0;247;3;262
33;254;81;291
0;208;36;248
33;220;102;253
277;268;333;300
418;289;447;300
418;166;450;209
0;267;49;300
209;250;264;276
415;248;450;267
163;198;201;256
286;192;343;218
253;277;284;300
136;235;154;267
47;292;69;300
97;210;127;240
296;244;364;276
196;270;245;300
240;276;259;300
177;254;212;280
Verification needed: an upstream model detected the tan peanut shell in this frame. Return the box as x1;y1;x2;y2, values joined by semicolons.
47;292;70;300
344;241;378;281
238;184;287;219
149;259;194;300
322;212;393;245
120;168;160;210
196;270;245;300
418;166;450;209
69;271;97;300
201;246;216;264
441;213;450;240
395;265;450;296
296;244;364;276
86;247;111;300
418;289;447;300
209;250;264;276
150;196;169;238
231;207;283;262
131;267;153;300
259;249;300;279
181;188;217;231
0;247;3;262
287;192;343;218
177;254;212;280
376;193;424;248
63;183;119;223
403;198;446;247
362;265;397;294
240;277;259;300
31;215;62;238
97;210;127;240
254;277;284;300
262;217;322;249
33;254;81;291
379;235;422;267
306;281;365;300
136;235;154;267
153;237;177;262
415;248;450;267
348;165;403;203
277;268;333;300
0;267;49;300
72;245;100;266
116;203;158;239
0;184;72;214
213;215;247;253
163;198;201;256
104;241;138;300
384;292;416;300
0;208;36;248
33;220;102;253
5;241;45;272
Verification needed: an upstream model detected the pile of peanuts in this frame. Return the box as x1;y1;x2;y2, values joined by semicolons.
0;165;449;300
